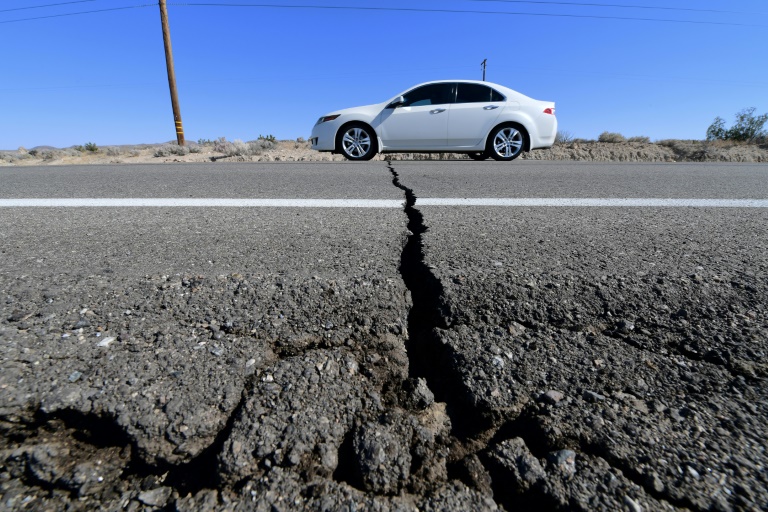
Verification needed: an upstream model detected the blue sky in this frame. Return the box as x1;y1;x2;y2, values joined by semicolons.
1;0;766;149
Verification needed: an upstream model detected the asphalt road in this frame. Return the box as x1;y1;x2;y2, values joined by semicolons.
1;161;766;511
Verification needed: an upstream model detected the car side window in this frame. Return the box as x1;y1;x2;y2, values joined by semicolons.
456;83;505;103
402;83;454;107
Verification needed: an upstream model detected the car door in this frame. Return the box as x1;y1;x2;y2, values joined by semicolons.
447;83;505;147
378;83;454;150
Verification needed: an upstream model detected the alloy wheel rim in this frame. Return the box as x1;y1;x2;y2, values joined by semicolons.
494;128;523;158
342;128;371;158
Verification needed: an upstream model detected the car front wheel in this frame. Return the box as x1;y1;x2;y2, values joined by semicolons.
487;125;526;161
337;123;377;161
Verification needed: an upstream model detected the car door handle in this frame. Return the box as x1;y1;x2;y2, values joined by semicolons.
430;108;446;114
483;105;499;110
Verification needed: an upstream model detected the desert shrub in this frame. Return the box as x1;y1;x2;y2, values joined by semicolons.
707;107;768;143
154;144;190;157
189;144;202;153
212;138;275;157
223;139;248;157
657;139;699;147
296;136;306;143
555;130;574;144
105;146;123;156
627;136;651;143
129;150;141;157
213;137;231;153
248;139;275;153
25;149;71;161
197;138;222;146
598;131;626;143
84;142;98;152
258;134;277;143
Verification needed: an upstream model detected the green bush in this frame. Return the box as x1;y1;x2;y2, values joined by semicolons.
84;142;98;152
707;107;768;143
258;134;277;143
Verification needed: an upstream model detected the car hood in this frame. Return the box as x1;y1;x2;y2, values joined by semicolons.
324;102;387;118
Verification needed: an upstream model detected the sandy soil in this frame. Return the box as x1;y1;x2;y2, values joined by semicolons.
2;139;767;166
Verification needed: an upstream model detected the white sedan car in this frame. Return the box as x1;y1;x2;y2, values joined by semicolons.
310;80;556;161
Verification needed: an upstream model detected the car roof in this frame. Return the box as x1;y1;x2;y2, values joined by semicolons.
401;80;527;100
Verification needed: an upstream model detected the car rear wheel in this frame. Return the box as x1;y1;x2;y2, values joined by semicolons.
467;152;488;161
487;125;526;161
337;123;377;161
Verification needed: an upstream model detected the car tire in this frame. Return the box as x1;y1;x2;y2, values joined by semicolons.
336;123;377;161
487;124;527;161
467;152;488;161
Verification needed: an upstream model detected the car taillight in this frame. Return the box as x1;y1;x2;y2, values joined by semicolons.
543;107;555;115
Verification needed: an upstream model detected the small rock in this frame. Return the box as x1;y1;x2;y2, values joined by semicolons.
547;449;576;476
68;371;82;383
669;408;687;422
138;487;172;507
646;473;664;493
403;377;434;410
616;319;635;334
486;438;545;492
96;337;115;348
623;495;642;512
583;390;605;403
540;390;565;405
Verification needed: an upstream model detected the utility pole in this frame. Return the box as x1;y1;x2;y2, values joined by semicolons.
481;59;487;81
159;0;185;145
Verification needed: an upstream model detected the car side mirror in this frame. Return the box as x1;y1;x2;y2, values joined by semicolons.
387;96;406;108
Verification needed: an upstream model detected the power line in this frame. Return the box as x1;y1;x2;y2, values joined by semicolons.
0;0;101;14
467;0;764;16
1;1;763;26
0;4;153;24
165;3;766;28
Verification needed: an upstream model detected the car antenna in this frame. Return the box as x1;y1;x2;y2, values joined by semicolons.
481;59;487;81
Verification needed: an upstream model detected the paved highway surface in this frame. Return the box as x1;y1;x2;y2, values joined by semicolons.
1;161;766;511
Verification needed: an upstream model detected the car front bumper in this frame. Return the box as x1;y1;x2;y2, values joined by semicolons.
310;121;338;152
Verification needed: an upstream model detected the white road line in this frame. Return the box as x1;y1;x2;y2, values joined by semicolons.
1;198;767;208
0;198;405;208
417;198;768;207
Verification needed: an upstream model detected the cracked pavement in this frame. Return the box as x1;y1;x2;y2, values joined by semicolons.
1;162;767;510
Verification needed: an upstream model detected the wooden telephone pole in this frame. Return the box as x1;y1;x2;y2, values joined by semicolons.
159;0;185;145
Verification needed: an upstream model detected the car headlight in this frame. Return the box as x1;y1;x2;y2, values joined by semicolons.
317;114;341;124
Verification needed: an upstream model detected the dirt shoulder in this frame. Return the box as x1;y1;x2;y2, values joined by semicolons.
2;139;767;166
